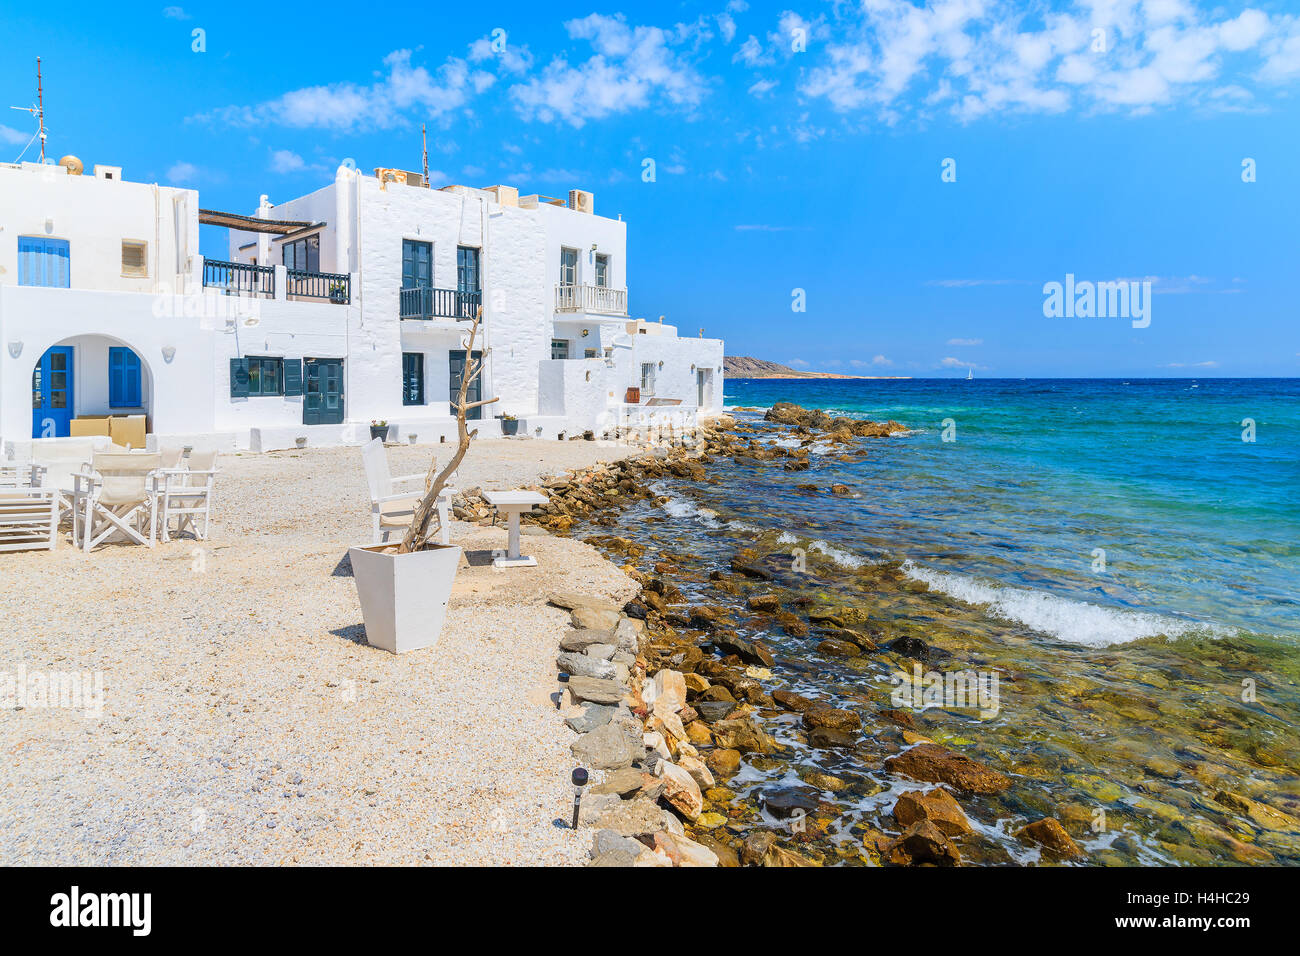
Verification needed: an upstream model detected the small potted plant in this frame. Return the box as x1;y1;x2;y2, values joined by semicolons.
500;413;519;437
348;309;497;653
329;280;349;304
370;420;388;442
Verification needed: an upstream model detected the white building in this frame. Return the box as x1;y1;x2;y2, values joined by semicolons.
0;157;724;455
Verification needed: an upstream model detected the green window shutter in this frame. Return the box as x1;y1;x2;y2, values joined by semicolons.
230;358;250;398
283;358;303;396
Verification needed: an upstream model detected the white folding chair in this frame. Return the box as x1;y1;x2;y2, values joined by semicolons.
159;449;218;543
361;438;452;545
73;452;162;551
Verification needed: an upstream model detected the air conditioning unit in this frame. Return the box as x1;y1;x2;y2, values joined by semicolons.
568;189;594;214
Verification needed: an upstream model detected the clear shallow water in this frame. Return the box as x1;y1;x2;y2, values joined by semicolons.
724;378;1300;645
572;379;1300;864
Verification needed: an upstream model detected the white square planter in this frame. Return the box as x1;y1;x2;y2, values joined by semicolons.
348;542;462;654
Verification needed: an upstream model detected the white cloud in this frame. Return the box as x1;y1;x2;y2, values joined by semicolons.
510;14;708;127
734;35;772;66
852;355;894;367
162;6;190;20
796;1;1297;121
0;124;30;146
195;50;478;130
270;150;308;173
787;358;810;368
469;35;534;74
1159;360;1220;367
940;356;983;369
166;161;198;184
946;337;983;345
748;78;778;96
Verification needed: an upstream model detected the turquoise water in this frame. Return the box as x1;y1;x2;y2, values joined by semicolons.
722;378;1300;645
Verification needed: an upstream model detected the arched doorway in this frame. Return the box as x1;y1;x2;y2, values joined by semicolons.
31;336;153;439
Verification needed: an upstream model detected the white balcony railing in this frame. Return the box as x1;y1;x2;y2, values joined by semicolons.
555;283;627;315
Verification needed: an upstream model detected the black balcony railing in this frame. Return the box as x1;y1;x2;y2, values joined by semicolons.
399;286;480;321
203;259;274;297
287;269;350;304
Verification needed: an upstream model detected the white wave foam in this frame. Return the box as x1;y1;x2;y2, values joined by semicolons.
809;540;872;570
900;561;1222;647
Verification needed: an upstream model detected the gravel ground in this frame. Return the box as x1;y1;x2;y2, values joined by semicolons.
0;439;639;865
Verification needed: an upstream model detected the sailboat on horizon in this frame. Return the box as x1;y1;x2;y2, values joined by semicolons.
967;368;973;381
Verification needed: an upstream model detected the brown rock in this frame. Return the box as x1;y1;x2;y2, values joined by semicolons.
892;789;973;836
764;844;821;867
694;833;740;867
1014;817;1085;858
816;638;861;657
657;761;703;821
710;718;775;754
802;706;862;733
885;744;1011;794
747;594;781;612
884;820;962;866
705;748;742;778
772;688;816;713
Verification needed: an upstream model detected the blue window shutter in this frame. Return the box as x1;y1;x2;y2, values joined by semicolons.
109;347;142;407
49;239;70;288
283;358;303;396
230;358;250;398
125;350;141;405
18;238;38;286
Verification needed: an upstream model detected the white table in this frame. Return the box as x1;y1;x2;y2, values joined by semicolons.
482;490;548;568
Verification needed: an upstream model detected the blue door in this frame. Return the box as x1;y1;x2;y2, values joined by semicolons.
303;358;344;425
32;346;74;438
18;237;71;287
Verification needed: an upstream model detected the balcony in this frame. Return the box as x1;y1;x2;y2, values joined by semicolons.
555;284;627;316
203;259;274;298
286;269;350;304
400;286;480;321
201;260;351;305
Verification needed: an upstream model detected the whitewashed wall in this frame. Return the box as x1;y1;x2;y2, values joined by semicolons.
0;163;197;294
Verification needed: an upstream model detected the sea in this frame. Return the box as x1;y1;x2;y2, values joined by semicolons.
582;377;1300;865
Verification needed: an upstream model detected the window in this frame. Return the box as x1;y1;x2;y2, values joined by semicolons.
640;362;656;396
456;246;481;293
121;240;148;277
245;357;284;396
108;348;142;407
551;339;570;360
594;253;609;288
584;348;598;359
17;236;70;288
230;357;301;399
402;239;432;289
282;234;320;273
560;247;578;287
403;352;424;406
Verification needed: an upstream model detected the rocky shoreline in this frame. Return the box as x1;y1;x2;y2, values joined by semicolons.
440;405;1089;866
449;404;1299;866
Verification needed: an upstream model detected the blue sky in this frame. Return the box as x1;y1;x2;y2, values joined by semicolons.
2;0;1298;376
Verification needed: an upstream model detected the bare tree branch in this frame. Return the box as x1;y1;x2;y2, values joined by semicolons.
398;307;486;553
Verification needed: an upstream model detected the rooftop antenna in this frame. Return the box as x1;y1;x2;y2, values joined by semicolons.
9;57;46;163
421;123;429;187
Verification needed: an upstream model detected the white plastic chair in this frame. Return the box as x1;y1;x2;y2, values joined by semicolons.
159;449;218;542
73;452;162;551
361;438;451;545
